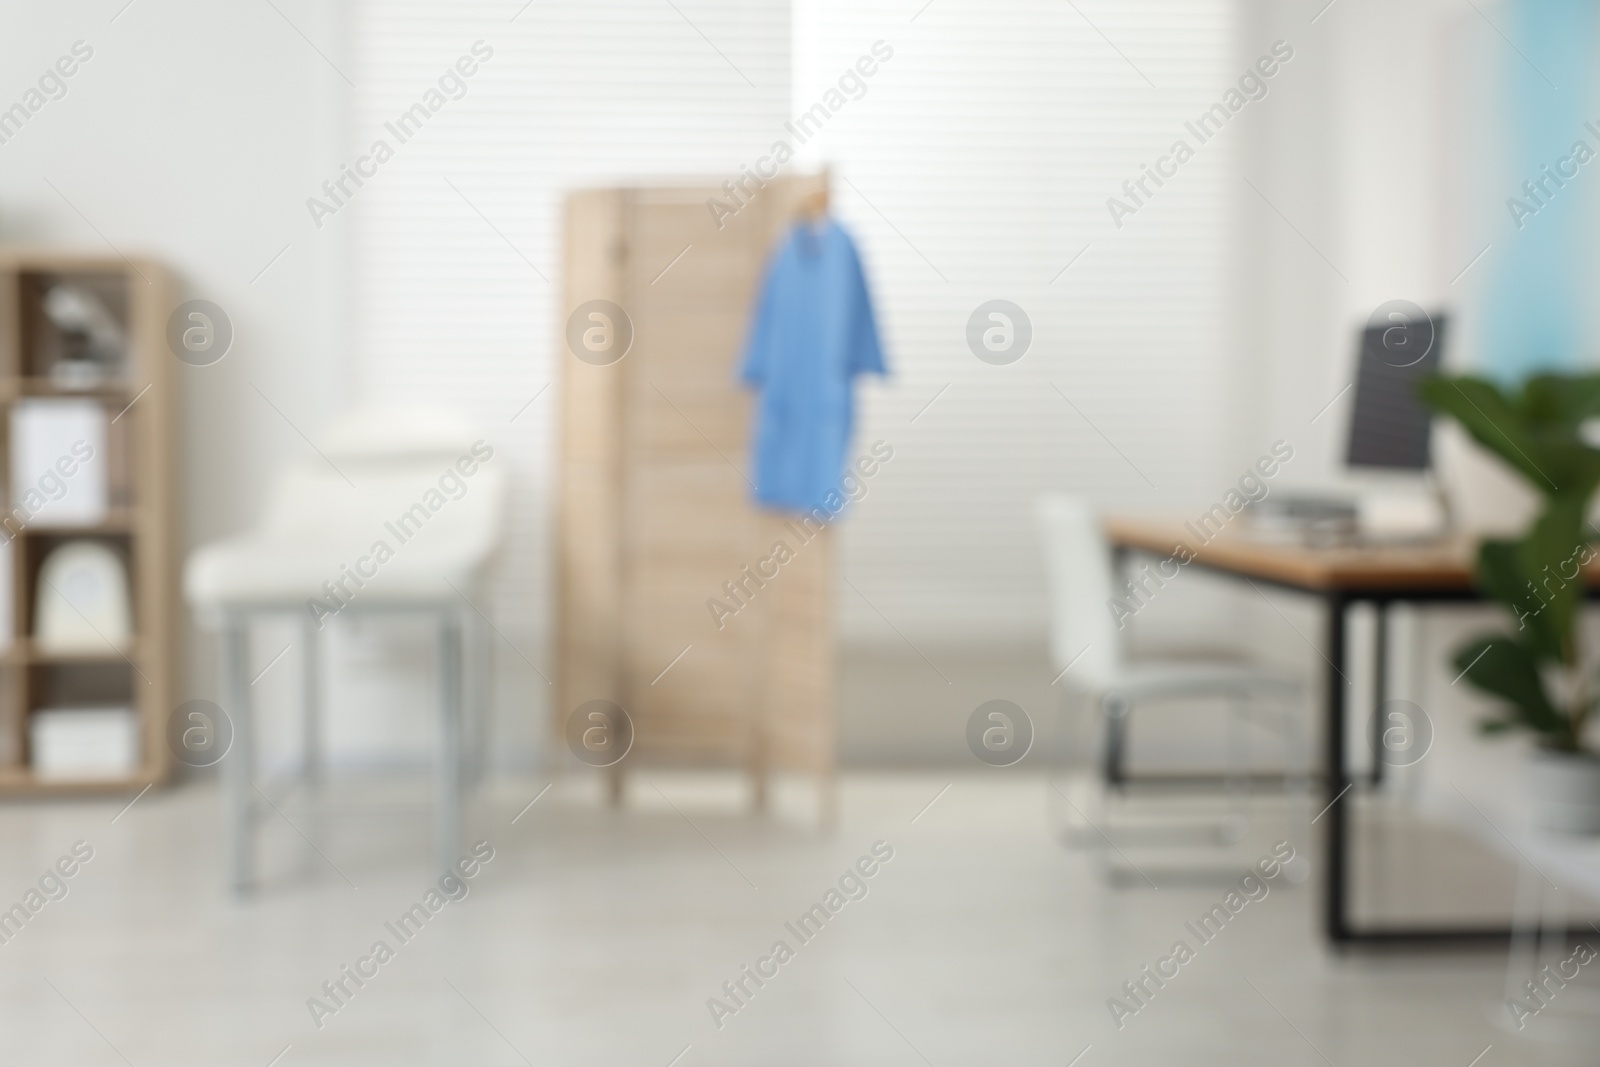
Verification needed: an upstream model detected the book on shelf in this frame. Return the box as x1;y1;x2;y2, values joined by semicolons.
29;705;138;780
9;398;109;528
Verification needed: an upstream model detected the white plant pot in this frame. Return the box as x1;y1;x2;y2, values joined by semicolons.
1530;750;1600;834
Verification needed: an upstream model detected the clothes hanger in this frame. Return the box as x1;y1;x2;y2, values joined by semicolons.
796;186;829;224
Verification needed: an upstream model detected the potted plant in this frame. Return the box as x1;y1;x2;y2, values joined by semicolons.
1419;373;1600;832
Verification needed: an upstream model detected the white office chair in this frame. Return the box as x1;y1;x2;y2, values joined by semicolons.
186;406;507;892
1035;495;1305;849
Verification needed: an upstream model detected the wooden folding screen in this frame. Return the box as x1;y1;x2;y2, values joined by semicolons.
557;174;835;814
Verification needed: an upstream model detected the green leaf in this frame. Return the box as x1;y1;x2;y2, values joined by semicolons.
1452;634;1569;742
1521;373;1600;429
1476;540;1562;661
1418;377;1553;489
1518;494;1591;663
1417;373;1600;498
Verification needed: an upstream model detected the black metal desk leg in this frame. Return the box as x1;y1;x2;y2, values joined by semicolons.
1110;545;1130;593
1324;593;1351;943
1371;603;1387;785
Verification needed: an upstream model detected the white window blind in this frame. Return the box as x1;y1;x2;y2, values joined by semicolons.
347;0;791;750
794;0;1238;642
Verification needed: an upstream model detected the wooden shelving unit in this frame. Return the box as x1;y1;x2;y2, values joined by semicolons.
0;251;177;794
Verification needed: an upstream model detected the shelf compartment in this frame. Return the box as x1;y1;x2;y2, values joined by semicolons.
15;271;133;390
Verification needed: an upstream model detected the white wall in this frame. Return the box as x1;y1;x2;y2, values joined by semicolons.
794;0;1241;647
0;0;351;734
342;0;793;767
1238;0;1482;482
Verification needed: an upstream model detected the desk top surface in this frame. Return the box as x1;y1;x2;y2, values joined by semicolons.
1104;515;1486;593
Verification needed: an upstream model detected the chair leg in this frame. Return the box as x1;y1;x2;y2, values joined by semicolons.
222;615;255;894
460;612;478;788
437;611;464;872
1283;690;1314;852
301;614;322;791
1225;696;1247;809
819;771;838;830
471;611;493;788
1047;687;1094;848
1101;693;1129;788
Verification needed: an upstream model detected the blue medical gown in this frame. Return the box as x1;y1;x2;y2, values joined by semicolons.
739;219;886;516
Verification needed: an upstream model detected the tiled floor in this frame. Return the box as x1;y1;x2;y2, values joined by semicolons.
0;769;1591;1065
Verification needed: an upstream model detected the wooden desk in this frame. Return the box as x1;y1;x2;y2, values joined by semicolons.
1104;516;1481;594
1104;515;1591;945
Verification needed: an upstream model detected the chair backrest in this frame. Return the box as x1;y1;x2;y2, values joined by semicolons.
320;405;486;463
1034;494;1121;687
259;406;508;564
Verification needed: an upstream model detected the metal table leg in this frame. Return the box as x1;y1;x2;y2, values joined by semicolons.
437;610;464;873
1324;593;1350;942
301;613;322;791
1370;603;1387;786
222;614;255;895
1327;592;1540;943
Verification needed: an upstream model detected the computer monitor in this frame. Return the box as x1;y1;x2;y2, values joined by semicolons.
1346;311;1446;470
